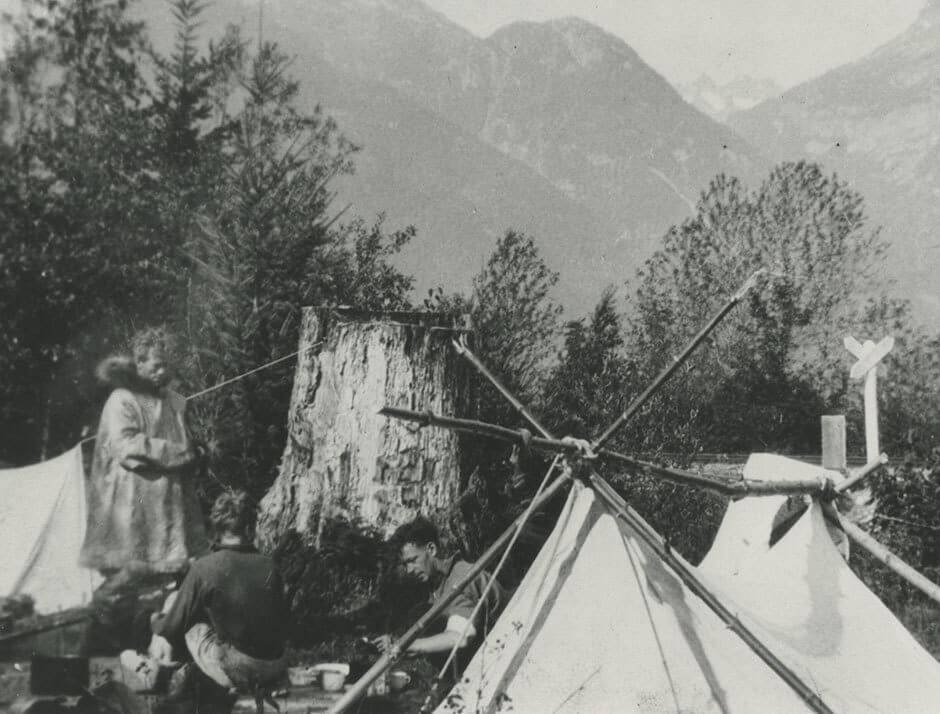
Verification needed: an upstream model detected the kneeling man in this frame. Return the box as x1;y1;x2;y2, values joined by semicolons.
151;491;288;696
387;517;505;660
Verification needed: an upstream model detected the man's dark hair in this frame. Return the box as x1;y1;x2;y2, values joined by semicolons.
210;490;256;539
390;516;440;549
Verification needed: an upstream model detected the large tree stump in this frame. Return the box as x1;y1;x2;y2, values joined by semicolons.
257;308;473;548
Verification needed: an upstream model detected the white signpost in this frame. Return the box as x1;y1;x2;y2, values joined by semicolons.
844;335;894;463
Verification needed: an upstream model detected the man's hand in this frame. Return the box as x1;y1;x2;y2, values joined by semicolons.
372;634;416;661
148;633;176;665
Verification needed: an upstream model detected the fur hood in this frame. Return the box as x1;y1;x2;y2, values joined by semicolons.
95;355;161;394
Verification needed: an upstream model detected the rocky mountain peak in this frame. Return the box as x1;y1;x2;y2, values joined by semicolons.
488;16;643;72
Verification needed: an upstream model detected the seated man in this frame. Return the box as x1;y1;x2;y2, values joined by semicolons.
385;517;505;661
150;491;288;702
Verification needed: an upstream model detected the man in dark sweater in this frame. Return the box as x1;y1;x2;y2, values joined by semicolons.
151;491;288;698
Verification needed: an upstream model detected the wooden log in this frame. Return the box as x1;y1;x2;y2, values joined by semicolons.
257;308;473;547
0;608;89;661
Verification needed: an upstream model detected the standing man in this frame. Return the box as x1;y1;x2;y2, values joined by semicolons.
81;327;208;575
383;517;505;661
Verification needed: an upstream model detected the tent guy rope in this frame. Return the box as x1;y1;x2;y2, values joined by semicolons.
77;343;321;447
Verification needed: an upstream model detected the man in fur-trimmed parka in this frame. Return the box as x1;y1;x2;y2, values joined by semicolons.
80;328;208;575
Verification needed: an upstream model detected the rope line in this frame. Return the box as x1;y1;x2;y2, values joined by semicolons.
185;343;319;401
75;343;320;448
874;513;940;532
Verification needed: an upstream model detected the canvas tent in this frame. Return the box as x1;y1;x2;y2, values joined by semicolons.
0;447;101;613
438;455;940;714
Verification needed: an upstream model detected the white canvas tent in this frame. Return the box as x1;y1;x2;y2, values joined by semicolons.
439;455;940;713
0;447;101;613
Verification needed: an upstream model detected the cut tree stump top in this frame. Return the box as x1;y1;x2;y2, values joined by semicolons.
309;306;471;331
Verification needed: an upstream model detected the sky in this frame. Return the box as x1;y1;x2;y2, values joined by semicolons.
0;0;928;89
423;0;927;88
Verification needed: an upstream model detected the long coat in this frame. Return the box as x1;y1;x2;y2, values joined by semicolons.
80;387;209;573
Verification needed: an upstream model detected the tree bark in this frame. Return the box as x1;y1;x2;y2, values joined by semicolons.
257;308;472;548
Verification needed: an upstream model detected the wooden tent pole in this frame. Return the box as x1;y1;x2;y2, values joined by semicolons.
327;472;571;714
828;512;940;606
453;335;551;438
835;453;888;493
593;269;763;449
587;474;835;714
380;406;834;499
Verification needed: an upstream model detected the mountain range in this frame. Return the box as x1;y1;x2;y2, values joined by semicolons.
729;0;940;319
142;0;763;315
139;0;938;320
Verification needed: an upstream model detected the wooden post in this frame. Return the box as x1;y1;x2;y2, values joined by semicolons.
820;415;846;471
844;336;893;464
864;370;879;459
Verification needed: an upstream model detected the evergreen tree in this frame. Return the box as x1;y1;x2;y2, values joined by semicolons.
184;43;413;499
544;287;631;438
0;2;415;481
468;230;561;426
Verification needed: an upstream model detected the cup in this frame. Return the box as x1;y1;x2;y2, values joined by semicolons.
321;669;347;692
388;670;411;692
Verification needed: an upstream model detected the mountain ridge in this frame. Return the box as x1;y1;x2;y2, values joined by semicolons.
730;0;940;317
141;0;768;314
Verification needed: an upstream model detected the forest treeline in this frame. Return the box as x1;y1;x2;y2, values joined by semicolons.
3;0;940;652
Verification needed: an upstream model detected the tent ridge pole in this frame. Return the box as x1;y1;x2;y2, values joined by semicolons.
381;406;834;498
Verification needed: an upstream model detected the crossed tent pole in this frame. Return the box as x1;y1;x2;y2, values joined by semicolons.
329;271;924;714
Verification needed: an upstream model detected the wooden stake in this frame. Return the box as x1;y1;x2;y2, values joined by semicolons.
845;336;894;464
821;415;846;471
864;369;879;461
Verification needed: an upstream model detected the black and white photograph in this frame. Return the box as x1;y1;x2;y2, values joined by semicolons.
1;0;939;711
